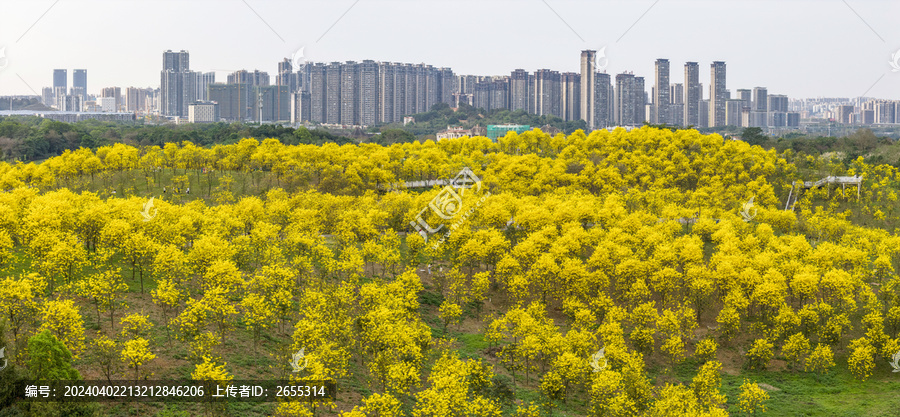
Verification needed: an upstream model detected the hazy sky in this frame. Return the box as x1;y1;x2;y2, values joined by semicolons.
1;0;899;99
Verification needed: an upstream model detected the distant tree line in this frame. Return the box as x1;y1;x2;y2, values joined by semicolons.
740;127;899;166
0;96;52;111
3;111;897;167
384;103;588;136
0;117;368;162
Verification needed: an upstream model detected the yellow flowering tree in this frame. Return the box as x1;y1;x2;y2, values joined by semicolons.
120;337;155;379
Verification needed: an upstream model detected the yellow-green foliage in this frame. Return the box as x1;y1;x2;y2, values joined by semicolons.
0;127;898;415
738;379;770;414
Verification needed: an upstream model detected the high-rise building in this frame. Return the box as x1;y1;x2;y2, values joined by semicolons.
768;111;787;127
437;68;455;106
393;63;408;122
277;59;296;93
560;72;580;122
70;87;85;102
837;105;855;124
73;70;87;100
194;72;215;102
126;87;150;113
581;50;596;129
725;99;744;127
413;64;437;114
358;60;378;126
595;72;612;128
339;61;358;125
474;82;490;110
377;62;395;124
414;65;426;114
670;83;684;105
291;92;311;124
474;79;508;111
208;83;252;121
698;99;710;128
425;65;439;112
308;63;327;123
767;94;789;112
42;87;54;107
532;69;561;117
635;76;646;125
53;86;67;110
491;80;509;111
160;50;195;117
392;64;407;120
748;111;767;128
53;69;67;91
527;73;536;114
735;89;751;109
325;62;342;124
403;64;417;116
752;87;768;112
653;59;670;124
101;87;122;111
874;100;896;124
452;93;473;108
684;62;700;126
252;85;291;122
227;70;270;86
669;104;684;126
66;95;83;112
709;61;726;127
457;75;478;95
615;73;645;126
188;101;219;123
163;50;189;72
509;69;530;112
860;109;875;124
297;64;310;94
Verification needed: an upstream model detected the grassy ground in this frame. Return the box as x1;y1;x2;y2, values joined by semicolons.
659;355;900;416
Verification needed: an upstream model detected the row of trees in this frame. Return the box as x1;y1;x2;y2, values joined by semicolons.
742;127;896;167
0;117;358;162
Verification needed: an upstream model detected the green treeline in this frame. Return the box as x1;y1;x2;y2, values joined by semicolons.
0;118;358;162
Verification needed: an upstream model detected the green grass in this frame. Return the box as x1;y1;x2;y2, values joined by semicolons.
650;358;900;416
721;369;900;416
456;332;489;359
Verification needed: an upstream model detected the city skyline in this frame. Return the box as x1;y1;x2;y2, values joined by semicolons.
11;47;900;104
19;49;899;130
2;1;900;99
